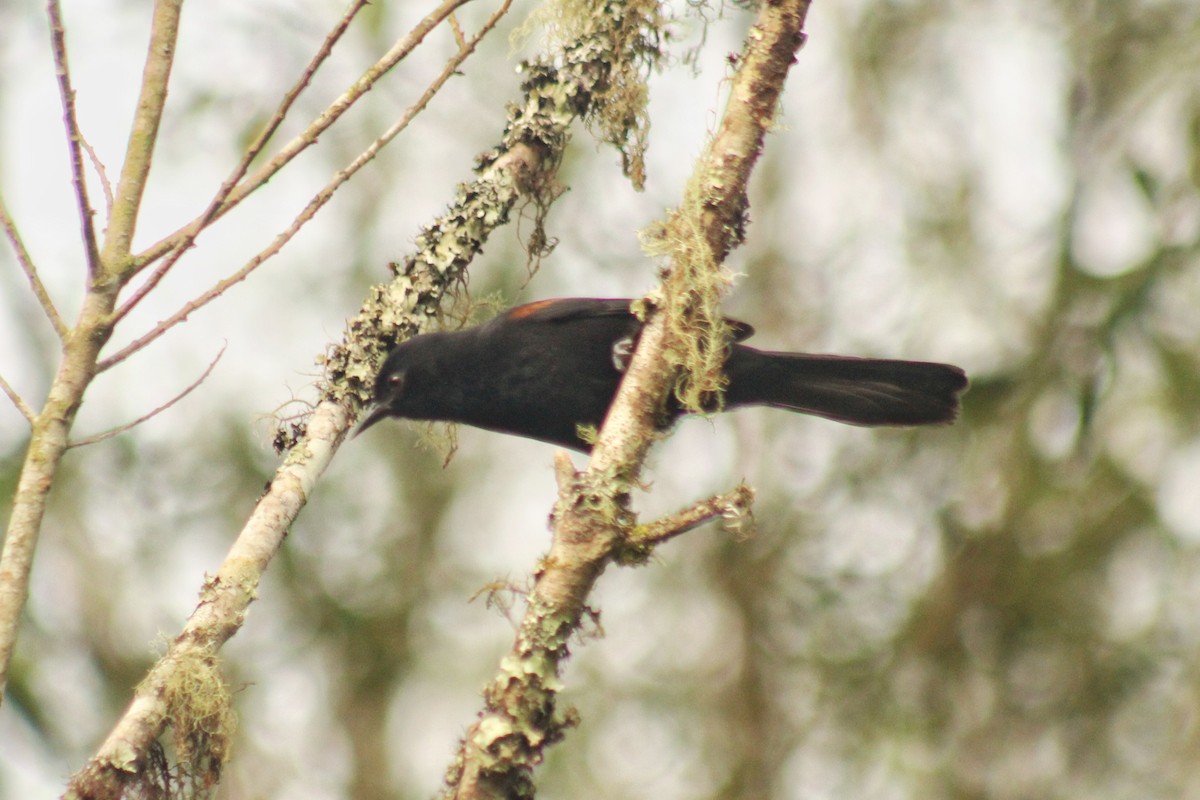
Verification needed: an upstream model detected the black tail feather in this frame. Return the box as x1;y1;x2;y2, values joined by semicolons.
725;348;968;426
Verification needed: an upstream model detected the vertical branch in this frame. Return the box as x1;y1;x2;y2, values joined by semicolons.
445;2;813;797
104;0;183;278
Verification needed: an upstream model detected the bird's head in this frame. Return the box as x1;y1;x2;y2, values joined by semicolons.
354;332;457;437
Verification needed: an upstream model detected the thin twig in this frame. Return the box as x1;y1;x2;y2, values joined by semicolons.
97;0;514;374
449;12;467;49
46;0;101;277
79;131;114;217
0;374;36;424
68;345;225;448
629;484;756;547
0;192;68;340
130;0;472;273
112;0;372;323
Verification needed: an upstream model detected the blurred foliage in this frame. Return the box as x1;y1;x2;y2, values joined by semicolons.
3;0;1200;799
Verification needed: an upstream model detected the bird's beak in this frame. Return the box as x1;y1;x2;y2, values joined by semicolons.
353;404;392;438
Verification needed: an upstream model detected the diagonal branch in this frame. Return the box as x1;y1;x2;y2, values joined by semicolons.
630;483;756;547
46;0;101;278
0;191;68;340
129;0;473;275
111;0;372;321
97;0;514;374
446;2;812;796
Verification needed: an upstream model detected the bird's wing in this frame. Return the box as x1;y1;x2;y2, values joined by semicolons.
500;297;755;341
501;297;635;324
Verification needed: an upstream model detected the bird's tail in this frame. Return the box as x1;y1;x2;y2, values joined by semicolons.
724;347;968;426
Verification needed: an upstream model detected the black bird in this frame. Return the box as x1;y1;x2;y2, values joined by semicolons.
357;298;968;452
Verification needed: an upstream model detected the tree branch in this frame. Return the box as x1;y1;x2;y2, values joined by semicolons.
445;2;812;795
63;399;352;800
97;0;514;374
0;373;36;424
0;0;185;706
630;483;756;547
129;0;473;275
66;0;648;789
46;0;101;278
0;191;67;340
110;0;373;323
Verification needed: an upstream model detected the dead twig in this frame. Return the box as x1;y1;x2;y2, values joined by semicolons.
629;484;756;547
79;132;114;217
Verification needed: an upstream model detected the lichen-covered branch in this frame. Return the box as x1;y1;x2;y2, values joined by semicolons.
443;2;812;797
63;402;350;800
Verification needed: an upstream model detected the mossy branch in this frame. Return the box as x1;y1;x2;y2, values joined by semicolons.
443;2;812;797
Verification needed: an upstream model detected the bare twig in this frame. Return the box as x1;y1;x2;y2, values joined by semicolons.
46;0;101;277
449;12;468;49
79;133;114;216
68;345;225;448
130;0;473;272
630;484;756;547
0;192;68;340
97;0;514;374
112;0;372;323
0;374;36;424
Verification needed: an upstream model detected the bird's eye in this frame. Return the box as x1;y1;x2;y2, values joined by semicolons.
388;373;404;389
